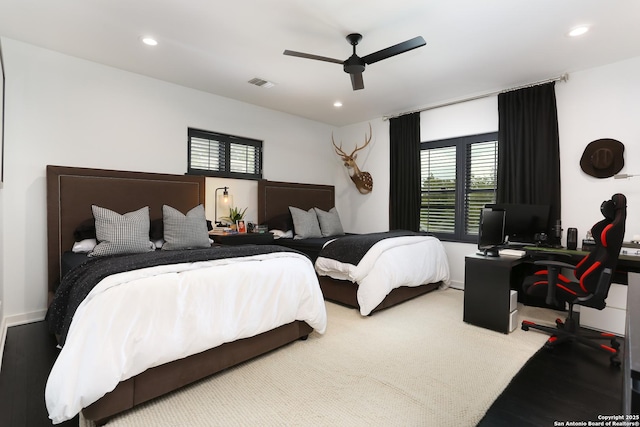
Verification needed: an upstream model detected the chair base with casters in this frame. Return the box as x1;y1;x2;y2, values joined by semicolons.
521;307;621;367
521;264;621;367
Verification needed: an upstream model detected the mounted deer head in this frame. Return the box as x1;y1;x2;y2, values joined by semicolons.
332;123;374;194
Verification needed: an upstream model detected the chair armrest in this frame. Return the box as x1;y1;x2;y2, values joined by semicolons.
532;260;576;306
533;260;576;270
576;268;612;310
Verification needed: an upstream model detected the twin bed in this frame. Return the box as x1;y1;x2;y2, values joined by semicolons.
45;166;449;425
257;180;450;315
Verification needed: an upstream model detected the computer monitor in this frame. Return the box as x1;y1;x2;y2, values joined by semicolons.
486;203;550;245
477;208;505;257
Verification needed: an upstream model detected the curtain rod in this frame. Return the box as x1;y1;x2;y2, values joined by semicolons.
382;73;569;121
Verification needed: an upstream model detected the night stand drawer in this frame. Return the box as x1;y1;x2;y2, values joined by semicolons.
210;233;274;246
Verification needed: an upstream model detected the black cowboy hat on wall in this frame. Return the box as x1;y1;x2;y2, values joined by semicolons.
580;138;625;179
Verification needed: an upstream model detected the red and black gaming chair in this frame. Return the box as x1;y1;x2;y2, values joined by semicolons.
521;193;627;366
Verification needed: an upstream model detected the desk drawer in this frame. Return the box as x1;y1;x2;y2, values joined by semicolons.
581;306;626;336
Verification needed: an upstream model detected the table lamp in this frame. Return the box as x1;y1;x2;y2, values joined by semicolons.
214;186;231;226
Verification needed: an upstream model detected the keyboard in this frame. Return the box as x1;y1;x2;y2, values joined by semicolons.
498;248;527;258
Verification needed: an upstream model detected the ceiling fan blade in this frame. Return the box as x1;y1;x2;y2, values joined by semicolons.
283;50;343;64
361;36;426;65
350;73;364;91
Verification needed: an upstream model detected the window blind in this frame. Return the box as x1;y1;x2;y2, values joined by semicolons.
420;132;498;241
188;128;262;179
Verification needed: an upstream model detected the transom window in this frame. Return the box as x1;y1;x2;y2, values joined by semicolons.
188;128;263;180
420;132;498;242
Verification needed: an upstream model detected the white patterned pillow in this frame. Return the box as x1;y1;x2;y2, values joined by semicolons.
289;206;322;239
162;204;211;250
314;207;345;237
89;206;154;257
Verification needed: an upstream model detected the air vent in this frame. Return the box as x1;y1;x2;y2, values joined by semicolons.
248;77;275;89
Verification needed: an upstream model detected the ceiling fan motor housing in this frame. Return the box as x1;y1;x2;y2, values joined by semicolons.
344;55;366;74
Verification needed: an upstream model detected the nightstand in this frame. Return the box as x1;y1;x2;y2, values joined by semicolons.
210;232;274;246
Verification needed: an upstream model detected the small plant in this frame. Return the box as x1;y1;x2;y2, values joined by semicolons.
221;206;247;224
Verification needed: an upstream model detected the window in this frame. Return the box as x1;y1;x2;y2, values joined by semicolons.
420;132;498;242
188;128;263;180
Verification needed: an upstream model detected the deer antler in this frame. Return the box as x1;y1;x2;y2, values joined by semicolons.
331;133;349;158
349;123;372;157
331;123;372;158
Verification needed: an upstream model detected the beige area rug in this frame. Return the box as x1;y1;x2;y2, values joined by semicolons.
80;288;558;427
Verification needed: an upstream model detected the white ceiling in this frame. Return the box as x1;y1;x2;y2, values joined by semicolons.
1;0;640;127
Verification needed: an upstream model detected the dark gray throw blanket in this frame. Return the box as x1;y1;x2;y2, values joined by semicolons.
47;245;303;346
318;230;431;267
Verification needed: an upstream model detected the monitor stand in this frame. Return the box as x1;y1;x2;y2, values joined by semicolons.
477;247;500;257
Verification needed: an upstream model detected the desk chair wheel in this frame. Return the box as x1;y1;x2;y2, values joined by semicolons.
521;320;531;331
610;355;621;368
610;338;620;351
543;335;560;350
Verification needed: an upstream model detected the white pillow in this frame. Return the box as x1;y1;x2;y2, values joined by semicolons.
72;238;97;253
289;206;322;239
270;229;293;239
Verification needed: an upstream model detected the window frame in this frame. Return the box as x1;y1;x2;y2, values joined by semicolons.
420;131;498;243
187;127;263;180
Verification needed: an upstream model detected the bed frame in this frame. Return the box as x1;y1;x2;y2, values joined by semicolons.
257;180;440;314
46;166;312;425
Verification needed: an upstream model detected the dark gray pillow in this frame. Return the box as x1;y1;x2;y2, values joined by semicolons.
314;207;345;237
90;206;154;257
289;206;322;239
162;204;210;250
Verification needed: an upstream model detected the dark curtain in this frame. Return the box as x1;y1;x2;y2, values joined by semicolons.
389;112;421;231
497;82;561;238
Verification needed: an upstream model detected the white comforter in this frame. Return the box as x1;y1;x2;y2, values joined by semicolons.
315;235;450;315
46;252;327;424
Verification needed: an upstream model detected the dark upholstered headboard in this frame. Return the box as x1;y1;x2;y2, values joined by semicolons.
46;165;206;299
257;180;335;225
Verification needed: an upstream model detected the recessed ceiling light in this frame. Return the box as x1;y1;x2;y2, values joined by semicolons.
568;26;589;37
333;101;343;107
141;37;158;46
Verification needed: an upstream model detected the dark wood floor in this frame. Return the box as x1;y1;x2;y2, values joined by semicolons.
0;321;624;427
479;332;624;426
0;322;78;427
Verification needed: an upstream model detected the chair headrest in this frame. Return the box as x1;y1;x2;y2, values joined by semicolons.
600;193;626;220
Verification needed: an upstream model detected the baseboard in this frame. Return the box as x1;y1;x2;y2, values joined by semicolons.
449;279;464;290
5;309;48;328
0;316;7;372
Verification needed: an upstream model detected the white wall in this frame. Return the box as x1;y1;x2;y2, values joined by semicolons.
335;58;640;290
332;118;390;234
0;38;335;325
556;56;640;242
1;34;639;331
0;175;5;357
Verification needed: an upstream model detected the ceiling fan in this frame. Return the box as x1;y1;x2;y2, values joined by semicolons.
283;33;426;91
